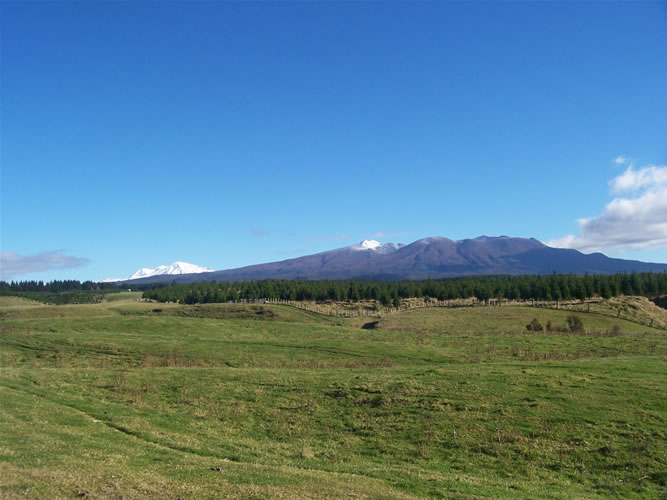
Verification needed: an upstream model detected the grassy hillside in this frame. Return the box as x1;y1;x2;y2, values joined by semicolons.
0;296;43;308
1;298;665;498
561;295;667;330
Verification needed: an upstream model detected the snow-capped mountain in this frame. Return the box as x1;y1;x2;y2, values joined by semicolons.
349;240;404;254
350;239;383;250
128;262;213;280
100;262;213;282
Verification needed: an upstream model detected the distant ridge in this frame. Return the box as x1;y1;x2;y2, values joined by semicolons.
118;236;667;285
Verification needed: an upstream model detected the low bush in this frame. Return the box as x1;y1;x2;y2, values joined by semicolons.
525;318;544;331
566;315;584;333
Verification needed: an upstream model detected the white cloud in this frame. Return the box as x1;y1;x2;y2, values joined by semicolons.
610;164;667;194
613;155;629;165
548;162;667;254
0;250;90;279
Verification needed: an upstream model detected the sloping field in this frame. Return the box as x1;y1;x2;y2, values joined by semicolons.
561;296;667;330
0;296;44;309
0;299;665;498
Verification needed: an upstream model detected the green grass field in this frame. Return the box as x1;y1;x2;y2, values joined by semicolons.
1;296;665;499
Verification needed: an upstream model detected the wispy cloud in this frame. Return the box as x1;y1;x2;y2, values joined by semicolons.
548;160;667;254
249;228;269;237
0;250;90;278
613;155;629;165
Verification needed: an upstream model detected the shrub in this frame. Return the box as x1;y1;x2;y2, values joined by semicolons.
566;315;584;333
607;324;621;336
526;318;544;332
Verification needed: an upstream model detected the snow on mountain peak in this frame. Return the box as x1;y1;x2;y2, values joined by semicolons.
357;239;382;250
126;262;214;280
349;240;402;254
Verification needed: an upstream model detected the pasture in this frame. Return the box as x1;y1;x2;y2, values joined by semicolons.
0;295;665;498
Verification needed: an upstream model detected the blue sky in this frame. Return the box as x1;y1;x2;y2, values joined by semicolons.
2;1;666;282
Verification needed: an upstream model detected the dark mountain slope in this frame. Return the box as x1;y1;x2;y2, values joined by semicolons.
119;236;667;285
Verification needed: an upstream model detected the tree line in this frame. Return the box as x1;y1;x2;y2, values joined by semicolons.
0;280;122;305
0;280;121;293
141;272;667;305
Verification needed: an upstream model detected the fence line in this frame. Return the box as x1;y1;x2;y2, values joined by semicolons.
262;298;665;330
144;295;665;330
264;297;494;318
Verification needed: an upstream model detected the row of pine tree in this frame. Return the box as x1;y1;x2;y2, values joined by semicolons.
141;272;667;305
0;280;120;293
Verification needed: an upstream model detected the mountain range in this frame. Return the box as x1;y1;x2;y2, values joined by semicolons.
115;236;667;285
